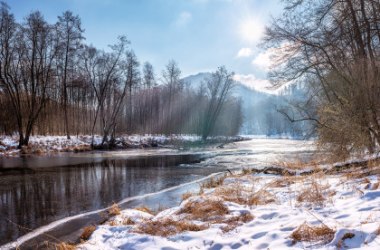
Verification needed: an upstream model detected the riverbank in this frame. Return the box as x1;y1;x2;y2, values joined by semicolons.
75;158;380;250
0;134;244;156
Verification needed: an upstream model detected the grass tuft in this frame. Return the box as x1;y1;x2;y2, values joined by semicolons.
134;218;207;237
179;199;229;222
220;213;254;233
181;192;193;201
135;206;154;215
296;180;328;206
108;203;121;216
200;176;226;189
80;225;96;241
55;242;76;250
290;222;335;244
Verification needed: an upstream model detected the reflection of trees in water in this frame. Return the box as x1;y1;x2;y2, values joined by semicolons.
0;154;201;244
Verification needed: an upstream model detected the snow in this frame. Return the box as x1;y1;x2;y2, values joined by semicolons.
78;171;380;250
0;134;210;156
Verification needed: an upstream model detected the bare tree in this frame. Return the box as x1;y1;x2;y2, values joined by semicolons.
124;50;140;132
264;0;380;156
0;7;58;147
162;60;182;134
202;67;235;140
56;11;84;139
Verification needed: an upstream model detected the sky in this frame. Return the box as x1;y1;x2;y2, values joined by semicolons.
6;0;283;92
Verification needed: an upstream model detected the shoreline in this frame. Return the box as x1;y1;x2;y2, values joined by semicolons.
76;158;380;250
0;134;245;157
2;172;227;250
10;155;380;250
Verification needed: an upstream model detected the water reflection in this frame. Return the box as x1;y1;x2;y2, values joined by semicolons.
0;154;213;245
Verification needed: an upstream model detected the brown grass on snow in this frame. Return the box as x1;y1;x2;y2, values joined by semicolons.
214;183;247;204
135;206;154;215
214;183;276;206
134;218;207;237
55;242;76;250
181;192;193;201
200;175;226;189
290;222;335;244
274;158;322;171
108;203;121;216
248;190;277;206
179;199;229;221
220;213;254;233
80;225;96;240
296;180;329;206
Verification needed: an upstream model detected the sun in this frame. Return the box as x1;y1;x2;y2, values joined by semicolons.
239;18;265;44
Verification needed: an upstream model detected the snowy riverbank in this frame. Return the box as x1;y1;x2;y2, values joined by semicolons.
0;134;243;156
76;165;380;250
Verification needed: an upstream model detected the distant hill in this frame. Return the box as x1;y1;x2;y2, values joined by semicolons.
182;73;315;137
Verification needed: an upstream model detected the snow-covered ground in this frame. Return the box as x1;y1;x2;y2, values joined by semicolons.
78;170;380;250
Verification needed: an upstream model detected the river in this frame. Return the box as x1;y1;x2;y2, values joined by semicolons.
0;139;315;249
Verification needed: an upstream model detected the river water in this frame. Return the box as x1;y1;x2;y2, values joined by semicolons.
0;139;315;248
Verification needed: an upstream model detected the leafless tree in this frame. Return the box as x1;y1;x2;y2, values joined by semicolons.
56;11;84;139
202;67;235;140
264;0;380;157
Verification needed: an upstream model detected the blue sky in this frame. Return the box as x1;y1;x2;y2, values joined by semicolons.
6;0;283;91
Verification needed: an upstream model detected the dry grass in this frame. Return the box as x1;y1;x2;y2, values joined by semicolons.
363;213;380;224
290;222;335;244
55;242;76;250
375;224;380;236
198;186;204;195
122;217;135;225
181;192;193;201
362;177;371;184
134;218;207;237
179;199;229;222
108;203;121;216
214;183;247;204
248;190;277;206
214;181;277;206
371;181;379;190
367;159;380;170
80;225;96;241
200;176;226;189
220;213;254;233
269;177;297;188
241;168;252;175
274;158;322;171
135;206;154;215
342;171;367;180
296;180;329;207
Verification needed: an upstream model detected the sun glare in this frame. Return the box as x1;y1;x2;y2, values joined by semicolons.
239;18;264;44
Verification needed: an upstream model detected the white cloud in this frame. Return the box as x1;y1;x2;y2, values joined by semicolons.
236;48;253;58
233;74;277;94
174;11;192;27
251;48;275;71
